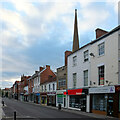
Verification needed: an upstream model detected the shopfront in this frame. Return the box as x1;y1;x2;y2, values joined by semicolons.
34;93;40;104
89;86;115;116
28;93;34;102
41;92;47;105
24;92;29;102
115;85;120;118
68;88;88;112
56;90;67;108
47;92;56;106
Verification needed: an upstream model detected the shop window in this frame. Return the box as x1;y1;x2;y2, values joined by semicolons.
92;94;107;111
98;65;104;85
84;70;88;86
98;42;105;56
73;56;77;66
73;73;77;88
69;95;86;111
57;95;63;103
84;50;89;62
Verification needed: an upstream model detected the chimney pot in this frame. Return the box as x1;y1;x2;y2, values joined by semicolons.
46;65;50;69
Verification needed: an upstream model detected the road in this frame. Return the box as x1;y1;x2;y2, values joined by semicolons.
1;98;116;120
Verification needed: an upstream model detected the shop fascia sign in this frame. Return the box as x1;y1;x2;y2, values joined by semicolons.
56;90;66;94
57;94;66;97
89;86;115;94
68;89;86;95
47;92;56;95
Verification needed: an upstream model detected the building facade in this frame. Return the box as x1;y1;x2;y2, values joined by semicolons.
67;19;120;117
89;26;120;117
40;76;56;106
39;65;56;106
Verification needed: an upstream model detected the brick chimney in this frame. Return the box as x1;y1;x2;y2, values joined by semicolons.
95;28;108;39
39;67;44;72
46;65;50;69
65;51;72;66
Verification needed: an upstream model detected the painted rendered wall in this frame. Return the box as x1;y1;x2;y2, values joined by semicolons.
67;45;90;89
90;31;119;86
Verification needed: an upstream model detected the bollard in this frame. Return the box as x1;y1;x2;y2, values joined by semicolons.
58;104;61;110
14;111;16;120
2;101;4;106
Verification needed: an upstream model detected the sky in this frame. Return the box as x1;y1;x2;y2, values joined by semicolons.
0;0;119;89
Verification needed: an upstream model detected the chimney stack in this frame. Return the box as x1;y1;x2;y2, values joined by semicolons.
65;51;72;66
95;28;108;39
46;65;50;69
39;67;44;72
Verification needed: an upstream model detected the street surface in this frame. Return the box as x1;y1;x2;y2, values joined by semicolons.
1;98;119;120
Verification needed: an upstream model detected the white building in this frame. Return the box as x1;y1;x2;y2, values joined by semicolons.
67;45;90;112
67;24;120;117
40;79;57;106
89;26;120;117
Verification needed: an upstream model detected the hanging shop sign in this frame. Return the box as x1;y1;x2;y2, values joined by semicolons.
115;85;120;92
89;86;115;94
63;92;67;95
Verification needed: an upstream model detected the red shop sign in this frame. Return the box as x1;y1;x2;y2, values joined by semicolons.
68;89;83;95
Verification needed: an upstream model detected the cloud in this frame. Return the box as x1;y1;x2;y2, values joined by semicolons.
1;53;36;73
1;1;118;89
78;7;110;32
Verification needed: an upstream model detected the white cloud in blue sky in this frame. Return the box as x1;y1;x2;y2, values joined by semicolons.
1;0;119;88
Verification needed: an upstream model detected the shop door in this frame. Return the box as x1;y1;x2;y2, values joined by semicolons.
64;97;66;107
79;97;86;112
107;99;114;116
36;96;38;104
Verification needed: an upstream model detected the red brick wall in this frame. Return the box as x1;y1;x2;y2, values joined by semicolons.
20;76;30;93
40;66;56;84
95;28;108;39
28;79;33;94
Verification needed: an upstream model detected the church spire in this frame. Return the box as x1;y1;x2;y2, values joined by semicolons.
72;9;79;52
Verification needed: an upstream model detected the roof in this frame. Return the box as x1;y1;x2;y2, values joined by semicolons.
5;88;10;91
40;76;56;85
68;25;120;57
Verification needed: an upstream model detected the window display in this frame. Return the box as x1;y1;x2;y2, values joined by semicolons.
57;94;63;104
69;95;86;111
92;94;107;111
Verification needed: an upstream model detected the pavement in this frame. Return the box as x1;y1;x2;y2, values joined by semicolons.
0;97;5;120
1;97;119;120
